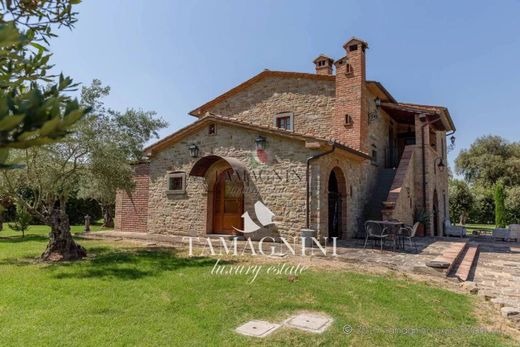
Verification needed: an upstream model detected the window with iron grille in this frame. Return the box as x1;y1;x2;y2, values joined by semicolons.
167;172;186;194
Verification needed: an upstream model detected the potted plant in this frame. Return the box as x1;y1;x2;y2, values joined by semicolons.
414;208;431;237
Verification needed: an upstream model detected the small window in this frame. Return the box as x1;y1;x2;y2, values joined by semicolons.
167;172;186;194
274;113;293;131
208;123;216;135
371;150;378;163
345;63;353;75
349;44;358;52
344;114;353;126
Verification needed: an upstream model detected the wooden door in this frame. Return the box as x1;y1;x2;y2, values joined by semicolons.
213;169;243;234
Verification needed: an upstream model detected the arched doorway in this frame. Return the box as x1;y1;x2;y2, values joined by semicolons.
433;189;439;236
189;155;248;235
212;168;244;234
328;167;347;239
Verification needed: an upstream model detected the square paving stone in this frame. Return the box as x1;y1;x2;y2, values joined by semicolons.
235;320;281;337
284;312;333;333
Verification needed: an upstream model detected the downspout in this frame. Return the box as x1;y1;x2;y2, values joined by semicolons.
306;142;336;229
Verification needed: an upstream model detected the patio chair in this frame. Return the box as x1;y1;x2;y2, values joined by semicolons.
444;219;467;238
400;222;420;253
364;221;389;251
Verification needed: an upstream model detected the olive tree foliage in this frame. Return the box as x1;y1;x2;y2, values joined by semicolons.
469;185;495;225
455;135;520;188
76;80;168;227
505;186;520;224
0;0;89;260
0;0;88;165
448;179;474;225
455;135;520;225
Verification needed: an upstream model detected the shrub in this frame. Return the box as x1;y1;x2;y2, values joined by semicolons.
9;206;32;238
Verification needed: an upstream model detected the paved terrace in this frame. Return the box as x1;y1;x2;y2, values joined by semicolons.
78;231;520;330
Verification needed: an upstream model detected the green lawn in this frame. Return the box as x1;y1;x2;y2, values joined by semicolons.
0;226;516;346
464;224;496;234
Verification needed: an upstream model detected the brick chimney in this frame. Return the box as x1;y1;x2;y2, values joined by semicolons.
313;54;334;76
333;37;368;153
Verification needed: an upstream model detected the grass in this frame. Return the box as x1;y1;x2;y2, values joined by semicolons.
463;224;496;234
0;226;516;346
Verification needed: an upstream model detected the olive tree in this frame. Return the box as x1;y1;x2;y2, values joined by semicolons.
0;80;166;260
76;80;167;228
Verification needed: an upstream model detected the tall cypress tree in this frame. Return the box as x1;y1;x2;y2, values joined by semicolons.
495;182;506;228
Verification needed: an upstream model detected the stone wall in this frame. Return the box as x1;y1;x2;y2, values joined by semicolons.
146;122;326;238
208;76;336;140
114;119;375;239
311;152;374;239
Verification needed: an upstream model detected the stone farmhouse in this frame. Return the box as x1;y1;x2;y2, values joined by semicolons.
114;37;455;240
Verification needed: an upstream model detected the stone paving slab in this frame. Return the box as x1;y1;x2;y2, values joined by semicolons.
284;312;333;334
235;320;281;337
473;239;520;328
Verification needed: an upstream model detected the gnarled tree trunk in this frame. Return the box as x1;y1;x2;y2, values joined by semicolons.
41;208;86;261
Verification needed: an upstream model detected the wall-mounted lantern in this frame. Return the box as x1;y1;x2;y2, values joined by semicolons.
434;157;446;173
448;135;456;152
189;144;199;158
368;97;381;124
375;97;381;108
255;135;267;150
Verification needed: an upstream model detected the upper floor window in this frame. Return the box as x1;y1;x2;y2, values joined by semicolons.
208;123;216;135
274;113;293;131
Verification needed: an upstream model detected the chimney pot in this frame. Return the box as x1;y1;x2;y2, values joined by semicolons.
313;54;334;76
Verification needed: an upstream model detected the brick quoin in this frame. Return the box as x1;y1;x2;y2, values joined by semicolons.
114;162;149;233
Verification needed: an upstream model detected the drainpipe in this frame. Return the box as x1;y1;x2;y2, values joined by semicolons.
420;114;442;220
306;142;336;229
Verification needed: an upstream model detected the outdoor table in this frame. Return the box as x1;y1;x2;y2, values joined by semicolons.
366;220;405;250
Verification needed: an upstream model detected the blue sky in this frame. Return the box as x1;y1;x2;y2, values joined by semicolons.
50;0;520;167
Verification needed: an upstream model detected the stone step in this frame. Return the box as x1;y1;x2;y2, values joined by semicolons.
426;241;468;271
452;243;480;282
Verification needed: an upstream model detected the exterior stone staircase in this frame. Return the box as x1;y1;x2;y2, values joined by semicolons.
426;240;480;282
451;243;480;282
364;168;396;220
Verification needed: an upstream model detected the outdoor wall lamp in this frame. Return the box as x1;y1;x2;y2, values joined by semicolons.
368;97;380;124
255;135;267;150
434;157;446;173
449;135;456;151
189;144;199;158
